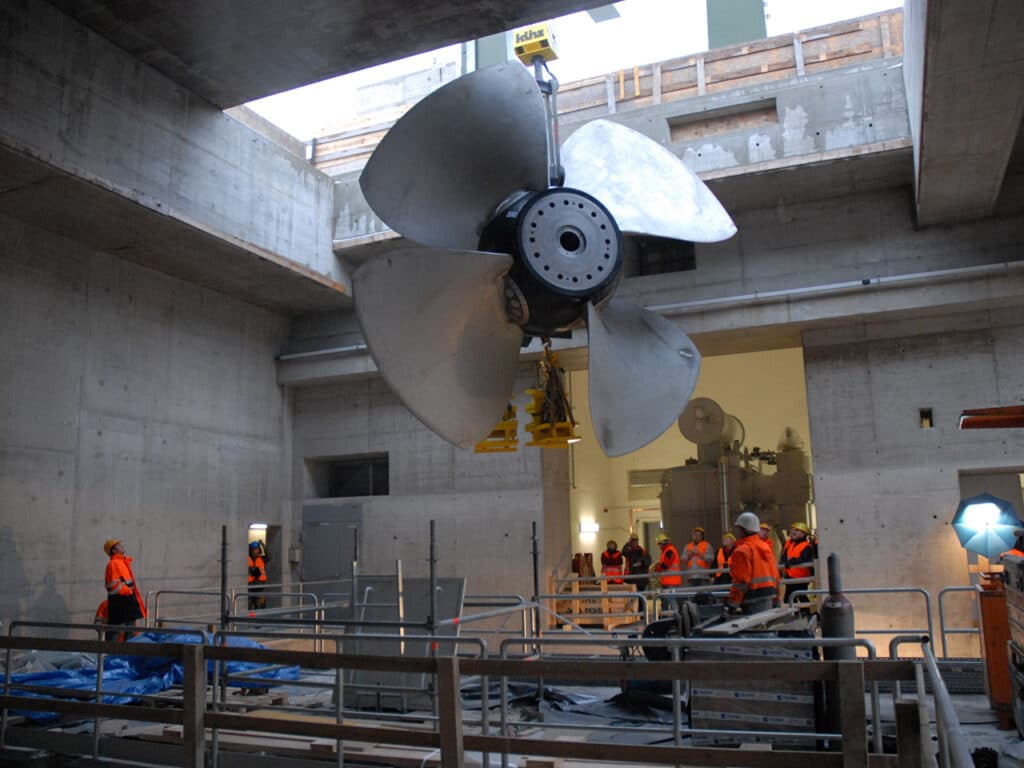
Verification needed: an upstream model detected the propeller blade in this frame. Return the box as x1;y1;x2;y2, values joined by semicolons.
353;248;522;448
359;64;549;251
587;300;702;457
562;119;736;243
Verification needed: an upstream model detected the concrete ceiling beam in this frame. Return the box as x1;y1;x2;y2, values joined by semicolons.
904;0;1024;227
46;0;613;107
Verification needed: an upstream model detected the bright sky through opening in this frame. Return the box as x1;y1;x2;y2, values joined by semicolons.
247;0;900;141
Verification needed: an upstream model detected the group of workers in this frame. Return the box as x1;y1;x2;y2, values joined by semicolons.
600;533;652;591
599;515;818;616
94;538;270;639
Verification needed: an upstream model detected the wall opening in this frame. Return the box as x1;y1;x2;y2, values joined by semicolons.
668;98;778;143
306;454;390;498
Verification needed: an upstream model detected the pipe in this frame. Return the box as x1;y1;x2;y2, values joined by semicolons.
719;455;730;534
921;639;974;768
647;260;1024;316
275;343;368;361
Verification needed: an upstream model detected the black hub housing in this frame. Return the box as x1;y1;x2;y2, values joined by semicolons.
479;188;623;339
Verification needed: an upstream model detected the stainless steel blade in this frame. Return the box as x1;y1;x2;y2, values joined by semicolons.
359;63;549;251
562;119;737;243
587;300;702;457
353;248;521;449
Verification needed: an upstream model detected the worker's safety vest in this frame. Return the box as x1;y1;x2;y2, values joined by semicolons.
685;540;712;571
656;544;682;587
782;539;814;579
715;545;734;574
248;555;267;584
727;536;779;606
104;553;147;619
601;550;624;583
105;554;137;597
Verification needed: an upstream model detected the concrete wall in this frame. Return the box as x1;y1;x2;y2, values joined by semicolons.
0;0;340;285
618;188;1024;356
0;212;289;626
803;308;1024;654
289;372;567;600
576;58;910;177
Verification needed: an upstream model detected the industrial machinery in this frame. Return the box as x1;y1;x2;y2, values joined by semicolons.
660;397;814;546
353;62;736;457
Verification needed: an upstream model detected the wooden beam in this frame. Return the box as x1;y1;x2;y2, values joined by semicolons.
838;661;868;767
182;643;205;768
895;700;923;768
465;734;842;767
436;657;464;768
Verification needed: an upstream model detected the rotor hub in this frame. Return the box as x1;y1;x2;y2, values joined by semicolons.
515;188;621;297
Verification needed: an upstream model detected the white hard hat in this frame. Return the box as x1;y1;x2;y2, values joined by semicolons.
734;511;760;533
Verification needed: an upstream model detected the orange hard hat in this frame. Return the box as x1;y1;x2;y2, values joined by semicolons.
103;539;120;556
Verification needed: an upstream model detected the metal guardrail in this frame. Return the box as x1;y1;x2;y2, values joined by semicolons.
792;586;935;642
921;638;974;768
0;631;926;768
937;585;979;658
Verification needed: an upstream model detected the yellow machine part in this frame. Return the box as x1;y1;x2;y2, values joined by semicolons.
513;23;558;64
525;420;577;448
474;404;519;453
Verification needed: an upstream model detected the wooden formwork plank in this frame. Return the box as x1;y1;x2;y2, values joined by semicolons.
436;656;464;768
465;734;842;767
181;643;205;768
895;700;923;768
838;661;868;767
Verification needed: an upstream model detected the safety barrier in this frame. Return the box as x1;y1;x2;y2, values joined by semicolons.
937;585;980;658
791;586;935;645
0;631;927;768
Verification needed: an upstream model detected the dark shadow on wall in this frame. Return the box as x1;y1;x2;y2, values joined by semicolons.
35;570;71;636
0;526;29;628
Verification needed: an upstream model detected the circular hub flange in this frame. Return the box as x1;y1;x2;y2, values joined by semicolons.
516;188;621;298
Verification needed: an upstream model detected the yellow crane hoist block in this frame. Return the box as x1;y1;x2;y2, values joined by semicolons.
513;23;559;65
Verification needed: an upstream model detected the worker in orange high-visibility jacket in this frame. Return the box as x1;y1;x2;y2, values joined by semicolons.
714;532;737;585
683;527;714;587
248;541;268;610
103;539;147;634
780;521;815;601
1001;534;1024;561
600;539;625;584
653;532;683;614
725;512;780;616
653;533;682;587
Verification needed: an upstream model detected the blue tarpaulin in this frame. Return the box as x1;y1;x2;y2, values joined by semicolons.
3;633;301;722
